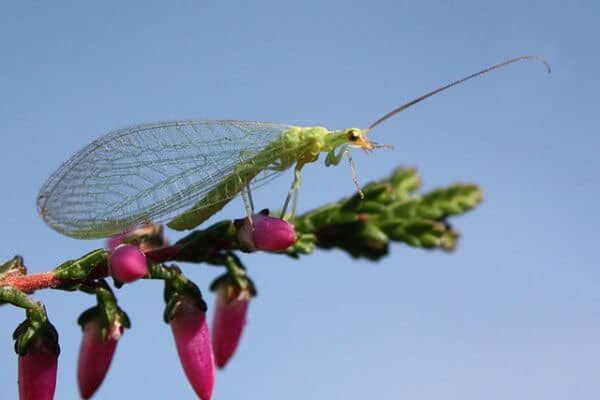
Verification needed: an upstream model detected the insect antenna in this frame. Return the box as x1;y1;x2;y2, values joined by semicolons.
368;55;551;130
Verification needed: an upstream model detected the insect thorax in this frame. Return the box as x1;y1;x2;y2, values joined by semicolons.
277;126;329;167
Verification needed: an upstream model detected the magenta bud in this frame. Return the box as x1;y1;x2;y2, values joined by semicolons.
212;287;251;368
171;298;215;400
109;244;148;283
237;213;296;252
77;318;122;399
18;337;58;400
253;214;296;251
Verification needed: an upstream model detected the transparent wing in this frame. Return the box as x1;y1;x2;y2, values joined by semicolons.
37;120;299;238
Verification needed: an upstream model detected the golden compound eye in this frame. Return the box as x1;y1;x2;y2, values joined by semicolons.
347;129;360;142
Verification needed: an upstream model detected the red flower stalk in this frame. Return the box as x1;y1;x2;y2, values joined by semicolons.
236;211;297;252
18;336;58;400
109;244;148;283
77;317;123;399
170;297;215;400
212;286;252;368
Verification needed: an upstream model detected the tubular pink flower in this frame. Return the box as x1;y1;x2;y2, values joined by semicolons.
171;298;215;400
212;287;251;368
77;318;122;399
18;337;58;400
109;244;148;283
237;212;297;252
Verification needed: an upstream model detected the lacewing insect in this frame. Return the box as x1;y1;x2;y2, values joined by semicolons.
37;56;550;239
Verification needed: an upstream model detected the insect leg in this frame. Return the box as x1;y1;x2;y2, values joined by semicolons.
241;184;255;225
325;147;348;166
347;152;365;199
237;150;257;224
246;184;255;212
290;181;299;219
280;164;303;218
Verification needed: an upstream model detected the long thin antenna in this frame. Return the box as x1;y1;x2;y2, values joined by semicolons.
368;55;551;130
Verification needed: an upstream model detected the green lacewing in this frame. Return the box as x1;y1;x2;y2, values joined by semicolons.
37;56;550;239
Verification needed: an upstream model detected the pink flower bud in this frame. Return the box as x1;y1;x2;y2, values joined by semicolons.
212;287;251;368
77;318;122;399
109;244;148;283
253;213;296;251
18;337;58;400
236;212;296;252
170;298;215;400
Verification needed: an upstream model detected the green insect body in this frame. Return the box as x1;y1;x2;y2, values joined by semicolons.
168;126;364;230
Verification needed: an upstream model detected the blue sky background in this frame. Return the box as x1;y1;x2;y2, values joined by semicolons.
1;1;598;399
